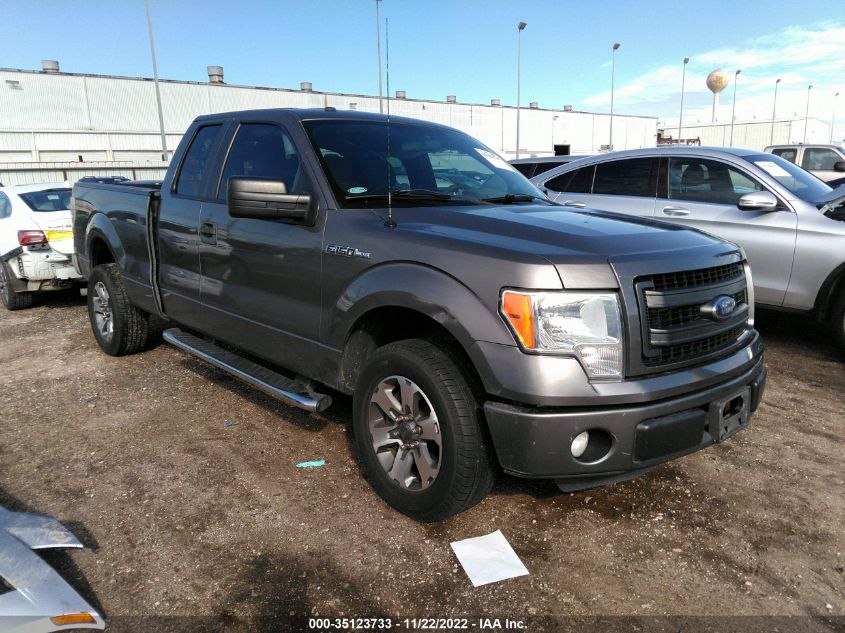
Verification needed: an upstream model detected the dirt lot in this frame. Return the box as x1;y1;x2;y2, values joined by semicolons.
1;292;843;633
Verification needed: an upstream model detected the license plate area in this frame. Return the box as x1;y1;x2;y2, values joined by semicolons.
710;387;750;442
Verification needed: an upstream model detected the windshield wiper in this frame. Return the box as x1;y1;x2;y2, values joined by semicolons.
481;193;547;204
345;188;452;202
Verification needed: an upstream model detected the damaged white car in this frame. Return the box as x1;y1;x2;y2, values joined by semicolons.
0;183;84;310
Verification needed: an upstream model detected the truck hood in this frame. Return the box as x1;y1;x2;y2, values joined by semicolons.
394;203;735;287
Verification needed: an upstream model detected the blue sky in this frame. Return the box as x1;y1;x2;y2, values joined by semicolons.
2;1;844;137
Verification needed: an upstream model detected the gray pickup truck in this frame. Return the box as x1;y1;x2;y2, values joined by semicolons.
72;109;766;521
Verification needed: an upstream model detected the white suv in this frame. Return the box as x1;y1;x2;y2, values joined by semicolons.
0;183;84;310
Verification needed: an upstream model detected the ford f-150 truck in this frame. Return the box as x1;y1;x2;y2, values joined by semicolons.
73;109;766;521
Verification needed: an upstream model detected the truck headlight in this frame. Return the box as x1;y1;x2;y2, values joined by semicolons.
501;290;624;378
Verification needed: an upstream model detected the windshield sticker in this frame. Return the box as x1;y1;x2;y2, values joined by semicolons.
347;186;368;194
475;148;515;172
47;194;60;200
756;161;791;178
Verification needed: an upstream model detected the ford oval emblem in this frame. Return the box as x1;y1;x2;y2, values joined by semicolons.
712;295;737;320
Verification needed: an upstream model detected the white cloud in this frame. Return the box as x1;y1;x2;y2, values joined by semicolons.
582;22;845;138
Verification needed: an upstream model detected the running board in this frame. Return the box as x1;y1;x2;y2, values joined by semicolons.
163;328;332;413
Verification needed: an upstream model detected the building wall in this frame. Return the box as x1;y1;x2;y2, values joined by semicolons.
661;118;831;150
0;68;657;165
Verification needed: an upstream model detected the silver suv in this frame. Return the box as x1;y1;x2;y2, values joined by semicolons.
531;147;845;349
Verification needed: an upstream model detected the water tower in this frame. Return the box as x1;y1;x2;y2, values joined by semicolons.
706;69;729;122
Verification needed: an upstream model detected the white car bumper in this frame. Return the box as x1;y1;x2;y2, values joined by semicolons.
11;247;83;290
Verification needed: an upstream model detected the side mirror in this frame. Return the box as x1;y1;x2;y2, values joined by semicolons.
834;161;845;173
227;177;316;225
737;190;778;212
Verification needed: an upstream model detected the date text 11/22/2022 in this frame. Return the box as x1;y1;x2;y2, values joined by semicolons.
307;617;527;630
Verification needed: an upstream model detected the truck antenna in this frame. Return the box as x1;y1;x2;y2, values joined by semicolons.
384;16;396;229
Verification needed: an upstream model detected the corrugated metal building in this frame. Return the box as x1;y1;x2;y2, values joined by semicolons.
0;65;657;184
659;117;831;151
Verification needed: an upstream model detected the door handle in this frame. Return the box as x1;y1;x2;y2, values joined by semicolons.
563;200;586;208
199;221;217;244
662;206;690;216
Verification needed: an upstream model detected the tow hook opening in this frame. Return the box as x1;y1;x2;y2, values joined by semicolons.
722;395;744;418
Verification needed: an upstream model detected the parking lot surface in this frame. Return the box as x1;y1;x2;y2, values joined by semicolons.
1;293;843;632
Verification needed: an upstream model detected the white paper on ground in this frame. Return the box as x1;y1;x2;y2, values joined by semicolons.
450;529;529;587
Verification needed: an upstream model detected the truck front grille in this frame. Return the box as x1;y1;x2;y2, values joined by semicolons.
634;263;750;371
648;262;744;291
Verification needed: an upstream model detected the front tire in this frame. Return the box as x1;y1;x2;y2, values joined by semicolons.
353;339;495;522
87;263;149;356
0;262;33;311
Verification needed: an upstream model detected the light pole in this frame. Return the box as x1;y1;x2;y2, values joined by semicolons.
144;0;168;162
831;92;839;144
609;42;620;150
375;0;384;114
516;21;527;159
770;78;781;145
729;69;741;147
678;57;689;142
803;84;813;143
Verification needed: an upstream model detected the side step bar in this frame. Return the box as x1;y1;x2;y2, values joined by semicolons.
163;328;332;413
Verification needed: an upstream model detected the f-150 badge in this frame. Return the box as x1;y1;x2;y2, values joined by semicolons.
326;244;371;259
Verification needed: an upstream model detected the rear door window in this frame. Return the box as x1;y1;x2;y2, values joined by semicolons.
512;163;535;177
771;148;797;163
544;166;594;193
592;158;657;197
175;124;223;198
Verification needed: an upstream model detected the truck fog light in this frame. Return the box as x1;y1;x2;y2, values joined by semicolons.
571;431;589;458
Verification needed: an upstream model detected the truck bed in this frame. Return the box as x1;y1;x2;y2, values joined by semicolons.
72;180;162;315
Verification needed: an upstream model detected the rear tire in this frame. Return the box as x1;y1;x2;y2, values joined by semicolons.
0;262;33;311
352;338;495;522
87;263;149;356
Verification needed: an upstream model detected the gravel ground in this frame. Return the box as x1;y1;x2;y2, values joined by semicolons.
0;291;843;633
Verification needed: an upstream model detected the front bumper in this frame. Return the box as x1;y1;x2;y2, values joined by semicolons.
484;354;766;483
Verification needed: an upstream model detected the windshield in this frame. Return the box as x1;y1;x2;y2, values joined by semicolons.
746;154;832;202
302;120;546;208
19;188;72;212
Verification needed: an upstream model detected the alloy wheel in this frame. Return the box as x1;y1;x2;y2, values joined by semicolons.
91;281;114;342
368;375;442;491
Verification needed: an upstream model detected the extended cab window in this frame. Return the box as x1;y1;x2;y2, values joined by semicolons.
669;158;763;205
218;123;310;200
592;158;656;196
175;124;223;198
801;148;841;171
544;166;594;193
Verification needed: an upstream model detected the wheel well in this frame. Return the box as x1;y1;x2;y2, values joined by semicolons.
814;262;845;321
89;236;115;269
339;306;485;397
